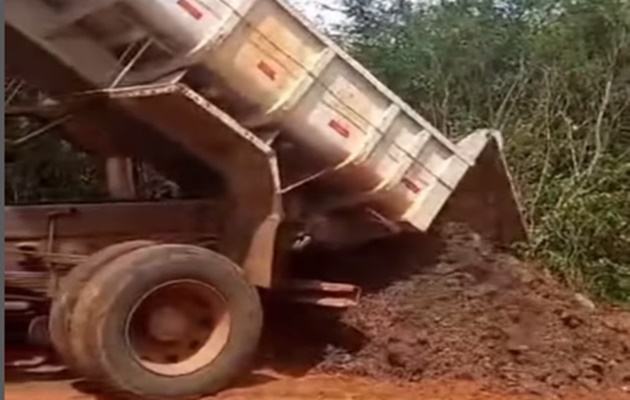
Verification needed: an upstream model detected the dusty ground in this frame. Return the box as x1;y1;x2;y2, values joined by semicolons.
6;223;630;400
269;223;630;398
5;353;630;400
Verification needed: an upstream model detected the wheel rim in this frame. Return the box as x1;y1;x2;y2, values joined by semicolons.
125;280;231;376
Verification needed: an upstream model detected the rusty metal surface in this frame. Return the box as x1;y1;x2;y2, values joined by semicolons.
7;16;221;197
5;23;94;97
436;137;527;248
6;84;285;288
5;200;226;280
281;279;361;308
104;157;136;199
5;271;53;294
66;84;284;288
6;200;225;240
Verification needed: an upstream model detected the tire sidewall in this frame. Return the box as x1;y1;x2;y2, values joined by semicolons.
49;240;155;369
81;245;263;398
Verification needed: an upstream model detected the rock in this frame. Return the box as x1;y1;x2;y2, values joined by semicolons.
454;370;474;380
564;364;580;379
574;293;596;310
415;330;429;345
386;342;411;368
507;341;530;355
605;314;630;334
533;368;551;382
561;312;583;329
545;373;568;389
614;316;630;331
465;283;499;299
581;357;605;378
577;377;600;391
520;380;547;396
434;262;460;275
611;361;630;383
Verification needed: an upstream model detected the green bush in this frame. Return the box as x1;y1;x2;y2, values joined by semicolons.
339;0;630;303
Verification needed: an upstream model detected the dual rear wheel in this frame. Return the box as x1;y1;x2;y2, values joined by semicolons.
49;242;263;399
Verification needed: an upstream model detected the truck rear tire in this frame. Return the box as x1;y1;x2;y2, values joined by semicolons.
49;240;155;370
69;244;263;399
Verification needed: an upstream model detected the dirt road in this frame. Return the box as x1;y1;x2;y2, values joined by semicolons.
5;349;629;400
5;368;630;400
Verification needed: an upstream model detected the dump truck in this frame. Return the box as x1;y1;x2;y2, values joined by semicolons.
5;0;526;398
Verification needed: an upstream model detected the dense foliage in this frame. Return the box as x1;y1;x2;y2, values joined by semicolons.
4;80;105;204
5;123;104;204
338;0;630;302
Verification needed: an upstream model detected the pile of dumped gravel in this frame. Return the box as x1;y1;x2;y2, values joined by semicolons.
265;223;630;396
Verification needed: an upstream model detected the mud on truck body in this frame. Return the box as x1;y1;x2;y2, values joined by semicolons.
5;0;526;398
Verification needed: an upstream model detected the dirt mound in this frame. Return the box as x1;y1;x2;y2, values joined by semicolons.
267;223;630;397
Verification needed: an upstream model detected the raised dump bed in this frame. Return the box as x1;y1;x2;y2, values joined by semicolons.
6;0;495;232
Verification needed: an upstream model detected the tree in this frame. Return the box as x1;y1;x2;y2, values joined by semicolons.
338;0;630;302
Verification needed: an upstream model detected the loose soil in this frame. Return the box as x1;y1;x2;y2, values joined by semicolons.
264;223;630;398
6;223;630;400
5;351;629;400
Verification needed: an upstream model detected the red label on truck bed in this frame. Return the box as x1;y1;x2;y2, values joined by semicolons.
402;177;423;194
257;61;277;81
178;0;204;20
329;119;351;138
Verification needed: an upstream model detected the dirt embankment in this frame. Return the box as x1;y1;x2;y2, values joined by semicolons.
264;223;630;397
6;222;629;399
